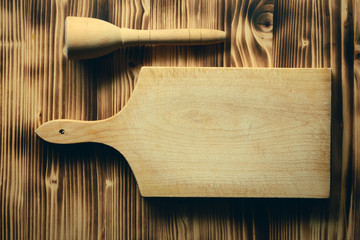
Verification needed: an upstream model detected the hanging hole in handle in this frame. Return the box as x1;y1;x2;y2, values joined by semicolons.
59;129;65;134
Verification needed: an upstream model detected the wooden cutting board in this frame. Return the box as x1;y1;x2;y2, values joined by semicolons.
36;67;331;198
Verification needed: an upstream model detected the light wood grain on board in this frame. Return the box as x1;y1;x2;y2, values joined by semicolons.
0;0;359;239
35;67;331;198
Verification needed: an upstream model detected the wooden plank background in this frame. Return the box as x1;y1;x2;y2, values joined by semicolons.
0;0;358;239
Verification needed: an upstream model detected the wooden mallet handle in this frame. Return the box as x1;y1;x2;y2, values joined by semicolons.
65;17;226;60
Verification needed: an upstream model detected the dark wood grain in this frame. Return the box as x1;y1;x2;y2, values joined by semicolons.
0;0;358;239
352;0;360;237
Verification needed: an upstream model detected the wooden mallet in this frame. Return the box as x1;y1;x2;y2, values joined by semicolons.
65;17;226;60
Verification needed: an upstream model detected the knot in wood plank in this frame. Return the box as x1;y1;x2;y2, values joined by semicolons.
252;3;274;39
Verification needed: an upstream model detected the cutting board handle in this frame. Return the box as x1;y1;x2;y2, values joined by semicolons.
35;118;115;144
